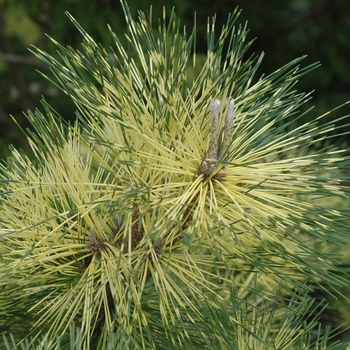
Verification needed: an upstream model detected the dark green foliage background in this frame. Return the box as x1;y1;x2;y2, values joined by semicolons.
1;0;349;156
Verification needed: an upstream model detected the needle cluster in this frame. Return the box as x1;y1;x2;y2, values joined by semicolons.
0;1;350;349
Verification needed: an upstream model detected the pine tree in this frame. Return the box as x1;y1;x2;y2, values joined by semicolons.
1;1;350;349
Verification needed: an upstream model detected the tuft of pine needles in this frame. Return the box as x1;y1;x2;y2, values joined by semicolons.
1;1;350;349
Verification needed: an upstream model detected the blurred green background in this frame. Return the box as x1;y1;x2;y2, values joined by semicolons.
1;0;350;159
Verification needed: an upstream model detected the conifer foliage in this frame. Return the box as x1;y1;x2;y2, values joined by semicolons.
1;1;350;349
